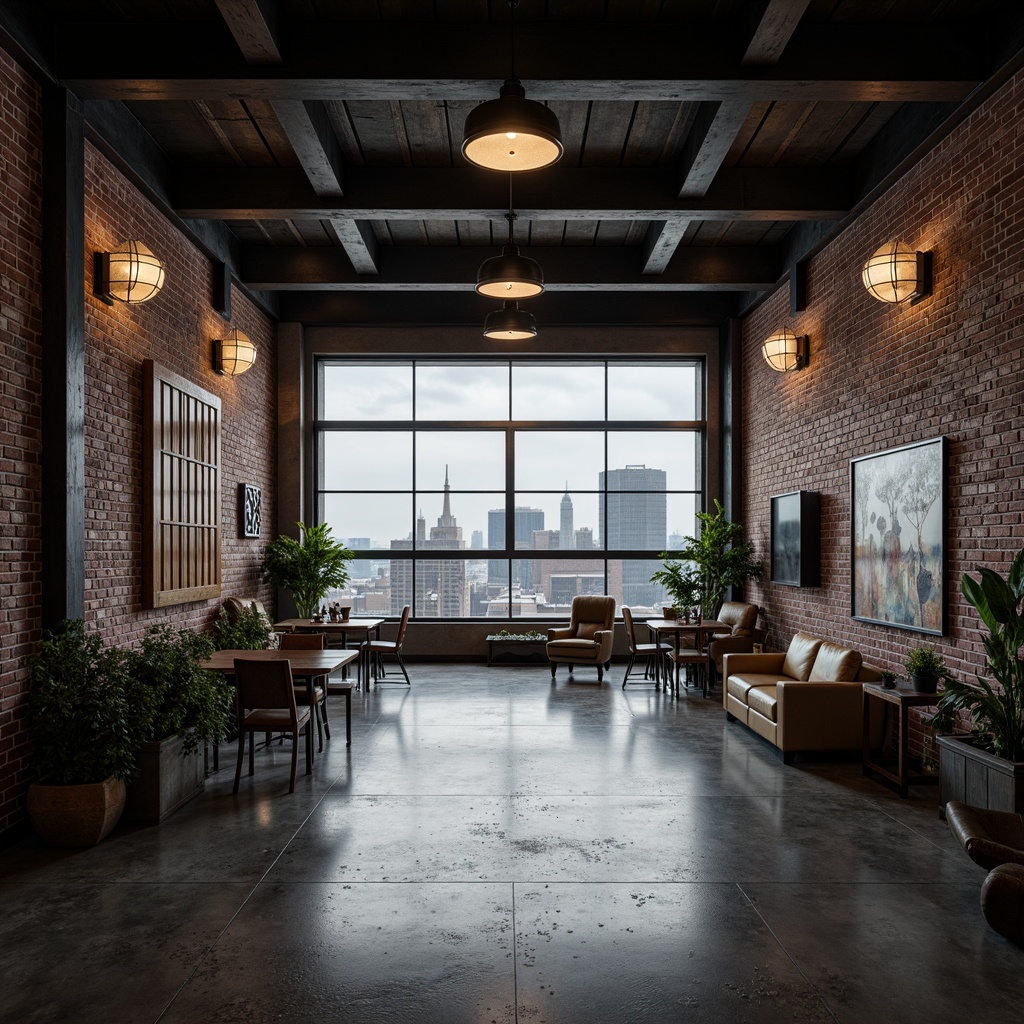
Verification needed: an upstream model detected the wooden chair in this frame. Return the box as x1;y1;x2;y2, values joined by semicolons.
232;658;312;794
621;606;671;689
279;632;330;750
364;605;411;685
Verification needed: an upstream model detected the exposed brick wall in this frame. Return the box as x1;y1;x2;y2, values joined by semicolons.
0;66;277;836
0;48;43;836
742;66;1024;765
84;144;277;647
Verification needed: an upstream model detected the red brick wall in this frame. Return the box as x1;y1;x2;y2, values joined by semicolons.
0;56;277;835
0;49;43;835
741;67;1024;763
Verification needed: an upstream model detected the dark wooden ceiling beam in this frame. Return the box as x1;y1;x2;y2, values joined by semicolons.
240;244;780;292
55;24;984;103
271;99;344;194
174;166;851;221
213;0;281;63
741;0;814;66
328;219;380;276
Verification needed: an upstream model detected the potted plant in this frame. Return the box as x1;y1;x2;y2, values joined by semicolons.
903;643;947;694
931;548;1024;814
656;499;763;619
25;620;153;846
881;669;899;689
261;521;354;620
649;559;699;620
122;624;234;825
211;603;274;651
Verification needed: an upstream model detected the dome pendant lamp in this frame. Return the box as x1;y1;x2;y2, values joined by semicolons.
461;0;563;172
483;300;537;340
476;176;544;299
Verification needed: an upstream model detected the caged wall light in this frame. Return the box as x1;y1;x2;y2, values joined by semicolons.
862;240;932;304
762;327;809;372
94;240;165;304
213;326;257;376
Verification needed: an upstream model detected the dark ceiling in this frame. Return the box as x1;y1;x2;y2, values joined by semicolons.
6;0;1024;328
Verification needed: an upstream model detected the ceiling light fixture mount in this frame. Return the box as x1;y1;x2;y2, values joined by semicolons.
762;327;809;372
862;239;932;304
461;0;563;172
483;300;538;340
94;240;165;304
213;326;257;376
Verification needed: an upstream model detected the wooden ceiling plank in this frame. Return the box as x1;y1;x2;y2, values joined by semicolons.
271;98;346;193
240;242;781;291
328;218;380;274
213;0;282;63
642;220;690;275
173;165;851;220
741;0;815;65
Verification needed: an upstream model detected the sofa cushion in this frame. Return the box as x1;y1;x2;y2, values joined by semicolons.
782;633;823;681
809;642;863;682
576;622;601;640
718;601;758;636
726;673;789;703
746;685;778;722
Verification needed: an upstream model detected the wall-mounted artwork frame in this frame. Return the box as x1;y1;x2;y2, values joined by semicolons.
143;360;222;608
240;483;262;538
770;490;820;587
851;436;946;635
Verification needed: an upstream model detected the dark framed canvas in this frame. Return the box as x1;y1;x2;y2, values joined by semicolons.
851;436;946;635
771;490;820;587
240;483;262;538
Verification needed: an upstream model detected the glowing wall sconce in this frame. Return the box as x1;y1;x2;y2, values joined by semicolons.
213;326;257;376
861;240;932;304
762;327;808;372
94;240;165;304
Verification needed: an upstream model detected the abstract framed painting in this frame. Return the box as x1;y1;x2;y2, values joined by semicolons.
851;436;946;635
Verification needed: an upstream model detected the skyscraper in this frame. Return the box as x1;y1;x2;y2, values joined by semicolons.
487;505;544;587
390;468;468;617
559;486;574;548
600;464;667;608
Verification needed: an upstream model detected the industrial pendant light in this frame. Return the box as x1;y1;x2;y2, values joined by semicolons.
483;300;537;340
461;0;563;172
476;176;544;299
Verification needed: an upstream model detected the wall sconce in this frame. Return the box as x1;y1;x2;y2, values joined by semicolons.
94;240;165;304
213;326;257;376
762;327;808;372
862;240;932;304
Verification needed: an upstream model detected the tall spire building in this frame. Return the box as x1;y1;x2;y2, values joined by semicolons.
559;485;575;549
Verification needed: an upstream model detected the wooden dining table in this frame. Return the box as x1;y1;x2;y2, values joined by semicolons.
645;618;732;697
201;647;359;751
273;617;384;690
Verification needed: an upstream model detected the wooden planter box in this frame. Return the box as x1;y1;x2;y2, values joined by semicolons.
125;732;205;825
936;733;1024;818
486;635;549;666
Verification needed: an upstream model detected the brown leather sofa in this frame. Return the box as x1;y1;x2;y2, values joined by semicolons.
723;631;882;763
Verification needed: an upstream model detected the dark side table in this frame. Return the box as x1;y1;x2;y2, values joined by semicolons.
862;683;940;798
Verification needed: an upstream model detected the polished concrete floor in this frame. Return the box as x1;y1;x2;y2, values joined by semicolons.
2;662;1022;1023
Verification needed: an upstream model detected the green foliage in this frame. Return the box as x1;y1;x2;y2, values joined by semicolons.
930;549;1024;761
27;620;153;785
495;629;546;640
125;624;232;754
649;560;699;611
903;644;946;678
211;603;273;651
261;522;354;619
654;500;763;617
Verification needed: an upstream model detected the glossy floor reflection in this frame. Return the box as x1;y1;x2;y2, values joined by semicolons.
2;664;1021;1023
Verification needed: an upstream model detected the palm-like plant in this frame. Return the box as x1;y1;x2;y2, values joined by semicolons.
261;522;354;620
649;559;699;612
930;548;1024;761
663;500;763;618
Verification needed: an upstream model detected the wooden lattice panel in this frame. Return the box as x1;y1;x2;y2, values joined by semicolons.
143;359;222;608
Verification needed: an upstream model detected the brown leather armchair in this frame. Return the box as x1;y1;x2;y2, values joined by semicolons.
708;601;762;681
547;595;616;682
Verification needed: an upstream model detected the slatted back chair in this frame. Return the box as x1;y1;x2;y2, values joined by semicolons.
364;605;412;685
621;606;672;688
278;631;330;750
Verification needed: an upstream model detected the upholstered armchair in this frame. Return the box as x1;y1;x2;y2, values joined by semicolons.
708;601;762;680
546;595;616;682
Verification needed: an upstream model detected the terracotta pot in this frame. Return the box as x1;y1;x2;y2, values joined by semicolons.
27;776;126;847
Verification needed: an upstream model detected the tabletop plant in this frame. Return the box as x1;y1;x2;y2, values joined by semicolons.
261;521;354;620
930;548;1024;762
903;643;947;683
211;602;274;651
649;558;699;615
654;500;763;618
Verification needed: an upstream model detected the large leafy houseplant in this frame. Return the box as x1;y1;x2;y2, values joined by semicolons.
930;549;1024;761
126;624;233;754
261;522;354;620
657;500;763;618
211;603;274;651
649;559;699;613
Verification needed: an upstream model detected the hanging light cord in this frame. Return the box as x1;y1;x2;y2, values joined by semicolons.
508;0;518;81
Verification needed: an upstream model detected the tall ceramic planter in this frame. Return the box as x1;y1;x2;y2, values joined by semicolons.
937;734;1024;818
124;732;205;825
27;776;126;847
